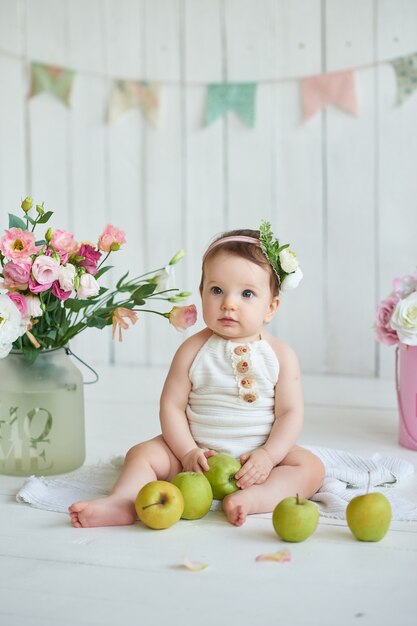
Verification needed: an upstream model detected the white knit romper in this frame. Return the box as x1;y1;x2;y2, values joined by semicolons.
186;333;280;459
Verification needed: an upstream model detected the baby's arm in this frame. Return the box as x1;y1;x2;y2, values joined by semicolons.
235;338;304;489
159;328;215;473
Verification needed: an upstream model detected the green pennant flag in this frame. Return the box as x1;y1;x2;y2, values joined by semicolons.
29;61;75;107
391;52;417;105
205;82;257;127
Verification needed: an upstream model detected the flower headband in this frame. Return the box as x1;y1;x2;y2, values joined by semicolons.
203;221;303;292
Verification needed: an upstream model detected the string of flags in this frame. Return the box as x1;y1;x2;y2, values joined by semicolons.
26;52;417;127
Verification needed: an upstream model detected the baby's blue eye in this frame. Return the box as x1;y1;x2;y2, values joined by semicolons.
242;290;254;298
211;286;223;295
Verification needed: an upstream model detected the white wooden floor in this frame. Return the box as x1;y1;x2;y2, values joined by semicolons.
1;366;417;626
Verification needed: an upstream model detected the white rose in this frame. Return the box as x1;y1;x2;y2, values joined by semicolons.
0;294;24;353
279;249;299;274
25;294;43;318
58;263;76;292
281;267;303;292
390;291;417;345
77;273;100;299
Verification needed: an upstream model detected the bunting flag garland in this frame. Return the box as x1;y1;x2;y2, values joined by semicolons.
29;61;75;107
205;83;257;127
108;79;160;125
391;52;417;105
300;70;358;121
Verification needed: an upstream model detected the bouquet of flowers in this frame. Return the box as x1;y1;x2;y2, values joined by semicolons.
0;197;197;361
375;270;417;346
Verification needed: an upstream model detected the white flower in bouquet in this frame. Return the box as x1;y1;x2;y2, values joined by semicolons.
0;294;27;357
390;291;417;346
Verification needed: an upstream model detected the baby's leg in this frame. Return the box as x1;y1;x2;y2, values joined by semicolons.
69;435;182;528
223;447;325;526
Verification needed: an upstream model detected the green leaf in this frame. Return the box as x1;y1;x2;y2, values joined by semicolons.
94;265;113;280
116;271;130;289
64;298;93;312
132;283;157;299
8;214;27;230
86;315;111;329
36;211;53;224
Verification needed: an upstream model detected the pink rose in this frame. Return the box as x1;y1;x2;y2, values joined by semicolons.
2;261;31;289
51;229;78;254
167;305;197;330
375;296;400;346
0;228;38;263
52;281;72;301
393;273;417;299
78;243;101;275
7;292;27;317
98;225;126;252
32;255;60;285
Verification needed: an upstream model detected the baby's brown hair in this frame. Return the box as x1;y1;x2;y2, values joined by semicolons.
199;229;280;296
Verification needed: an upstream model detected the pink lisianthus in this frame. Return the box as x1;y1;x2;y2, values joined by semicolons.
28;275;52;293
0;228;38;263
78;243;101;275
51;229;78;254
166;305;197;330
112;307;138;342
32;255;60;285
375;295;400;346
45;247;69;265
52;280;72;301
98;225;126;252
7;292;27;317
2;261;31;289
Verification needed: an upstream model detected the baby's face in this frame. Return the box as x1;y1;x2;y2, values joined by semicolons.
201;251;279;343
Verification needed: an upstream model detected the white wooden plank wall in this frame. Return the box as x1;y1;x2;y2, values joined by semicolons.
0;0;416;379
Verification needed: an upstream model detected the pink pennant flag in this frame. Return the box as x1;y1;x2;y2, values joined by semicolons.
300;70;358;121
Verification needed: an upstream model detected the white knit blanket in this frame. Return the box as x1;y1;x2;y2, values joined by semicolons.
15;446;417;521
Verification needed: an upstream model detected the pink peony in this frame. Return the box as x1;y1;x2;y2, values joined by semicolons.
52;281;72;301
0;228;38;263
32;255;60;285
78;243;101;275
51;229;78;254
375;295;400;346
2;261;31;289
98;225;126;252
7;292;27;317
167;305;197;330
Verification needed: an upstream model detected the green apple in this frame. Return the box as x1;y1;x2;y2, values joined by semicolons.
272;494;319;542
203;454;241;500
346;492;392;542
135;480;184;530
171;471;213;519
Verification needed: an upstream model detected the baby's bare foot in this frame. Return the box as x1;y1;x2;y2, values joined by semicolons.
68;495;136;528
222;493;249;526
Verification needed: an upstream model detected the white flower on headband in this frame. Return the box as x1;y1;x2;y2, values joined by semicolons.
281;267;303;292
279;249;299;274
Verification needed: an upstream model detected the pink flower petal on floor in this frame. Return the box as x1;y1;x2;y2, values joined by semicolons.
182;557;208;571
255;550;291;563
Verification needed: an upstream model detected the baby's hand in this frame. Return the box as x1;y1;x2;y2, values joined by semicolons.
181;448;216;473
235;448;274;489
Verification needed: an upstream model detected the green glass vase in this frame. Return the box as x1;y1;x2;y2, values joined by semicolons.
0;347;85;476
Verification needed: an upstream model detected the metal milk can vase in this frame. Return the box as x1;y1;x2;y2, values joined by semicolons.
0;347;85;476
396;344;417;451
